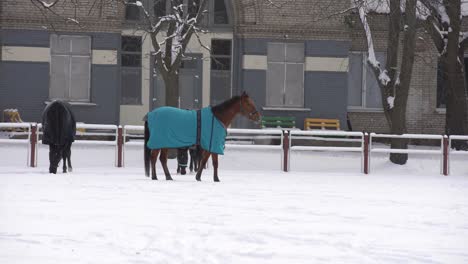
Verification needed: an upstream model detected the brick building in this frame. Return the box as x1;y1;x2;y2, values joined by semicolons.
0;0;454;133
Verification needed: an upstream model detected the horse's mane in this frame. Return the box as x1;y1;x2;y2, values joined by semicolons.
211;96;241;115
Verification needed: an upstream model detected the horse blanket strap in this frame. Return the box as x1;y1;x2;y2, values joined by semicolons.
147;106;227;155
196;109;201;146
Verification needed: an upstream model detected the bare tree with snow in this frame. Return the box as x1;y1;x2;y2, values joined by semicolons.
420;0;468;148
121;0;209;107
353;0;418;164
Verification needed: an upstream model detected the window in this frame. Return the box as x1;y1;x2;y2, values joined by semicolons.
125;0;141;20
121;36;142;105
213;0;229;24
211;39;231;70
266;43;304;108
154;0;168;18
126;0;230;26
210;39;232;105
436;57;468;108
50;34;91;102
348;52;385;109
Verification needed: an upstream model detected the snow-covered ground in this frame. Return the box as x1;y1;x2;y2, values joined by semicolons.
1;143;468;263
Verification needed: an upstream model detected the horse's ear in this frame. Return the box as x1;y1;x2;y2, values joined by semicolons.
241;91;248;97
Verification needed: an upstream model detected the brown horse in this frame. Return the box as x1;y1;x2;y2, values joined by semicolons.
144;92;260;182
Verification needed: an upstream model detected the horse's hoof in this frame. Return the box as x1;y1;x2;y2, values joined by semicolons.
214;179;220;182
151;177;158;180
68;168;73;172
167;178;173;181
196;177;201;181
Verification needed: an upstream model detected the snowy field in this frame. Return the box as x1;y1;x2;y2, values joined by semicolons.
1;143;468;264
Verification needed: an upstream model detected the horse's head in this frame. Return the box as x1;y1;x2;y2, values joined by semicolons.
239;91;261;122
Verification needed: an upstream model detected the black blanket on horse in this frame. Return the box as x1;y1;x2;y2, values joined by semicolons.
41;100;77;145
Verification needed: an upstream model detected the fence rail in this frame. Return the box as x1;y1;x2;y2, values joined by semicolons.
2;122;468;175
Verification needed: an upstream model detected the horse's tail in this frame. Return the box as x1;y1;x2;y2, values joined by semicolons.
144;121;150;177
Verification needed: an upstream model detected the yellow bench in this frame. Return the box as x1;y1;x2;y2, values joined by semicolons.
304;118;340;130
3;109;23;123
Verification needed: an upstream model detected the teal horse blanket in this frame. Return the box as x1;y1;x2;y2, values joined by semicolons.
146;106;227;155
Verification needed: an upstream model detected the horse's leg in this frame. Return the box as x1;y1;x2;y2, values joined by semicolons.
62;146;67;173
159;149;173;181
151;149;160;180
62;142;71;173
195;150;211;181
189;148;194;172
49;145;59;174
67;142;73;172
212;153;220;182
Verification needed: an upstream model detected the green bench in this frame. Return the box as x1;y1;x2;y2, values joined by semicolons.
261;116;296;128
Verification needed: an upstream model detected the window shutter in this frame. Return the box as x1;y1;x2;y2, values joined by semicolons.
285;63;304;107
266;63;285;106
121;68;142;104
365;52;385;108
348;53;363;107
70;56;91;101
50;55;69;99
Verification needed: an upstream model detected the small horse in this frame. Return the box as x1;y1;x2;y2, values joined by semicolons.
144;92;260;182
176;147;189;175
41;100;76;174
177;145;202;174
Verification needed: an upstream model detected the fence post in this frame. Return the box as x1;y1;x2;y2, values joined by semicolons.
117;126;123;168
443;135;449;176
30;124;37;167
282;130;290;172
363;133;369;174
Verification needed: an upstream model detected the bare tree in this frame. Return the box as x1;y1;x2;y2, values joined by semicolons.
420;0;468;147
122;0;209;107
353;0;418;164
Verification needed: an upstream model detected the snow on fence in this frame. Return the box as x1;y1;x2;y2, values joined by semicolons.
0;122;32;166
289;130;365;172
448;135;468;175
2;122;468;175
369;133;445;175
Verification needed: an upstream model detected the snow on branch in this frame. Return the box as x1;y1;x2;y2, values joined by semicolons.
354;0;390;86
35;0;60;8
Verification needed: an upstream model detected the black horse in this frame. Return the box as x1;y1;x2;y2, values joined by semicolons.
41;100;76;174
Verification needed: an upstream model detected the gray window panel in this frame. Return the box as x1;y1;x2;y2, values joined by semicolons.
70;56;90;101
365;66;383;108
50;56;69;99
179;74;196;109
266;63;285;106
121;68;142;105
365;52;385;108
213;0;229;24
267;43;285;62
285;63;304;107
210;70;231;106
348;53;363;107
71;36;91;55
285;43;304;63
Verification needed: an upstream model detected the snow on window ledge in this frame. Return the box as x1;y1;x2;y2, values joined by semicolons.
347;107;384;113
262;107;311;112
44;101;97;106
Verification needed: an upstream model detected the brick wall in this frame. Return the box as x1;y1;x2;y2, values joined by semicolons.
233;0;450;134
1;0;123;32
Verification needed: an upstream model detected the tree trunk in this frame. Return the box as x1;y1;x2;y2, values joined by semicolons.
164;72;180;108
443;0;468;149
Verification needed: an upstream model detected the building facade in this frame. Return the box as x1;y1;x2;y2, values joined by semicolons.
0;0;455;133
